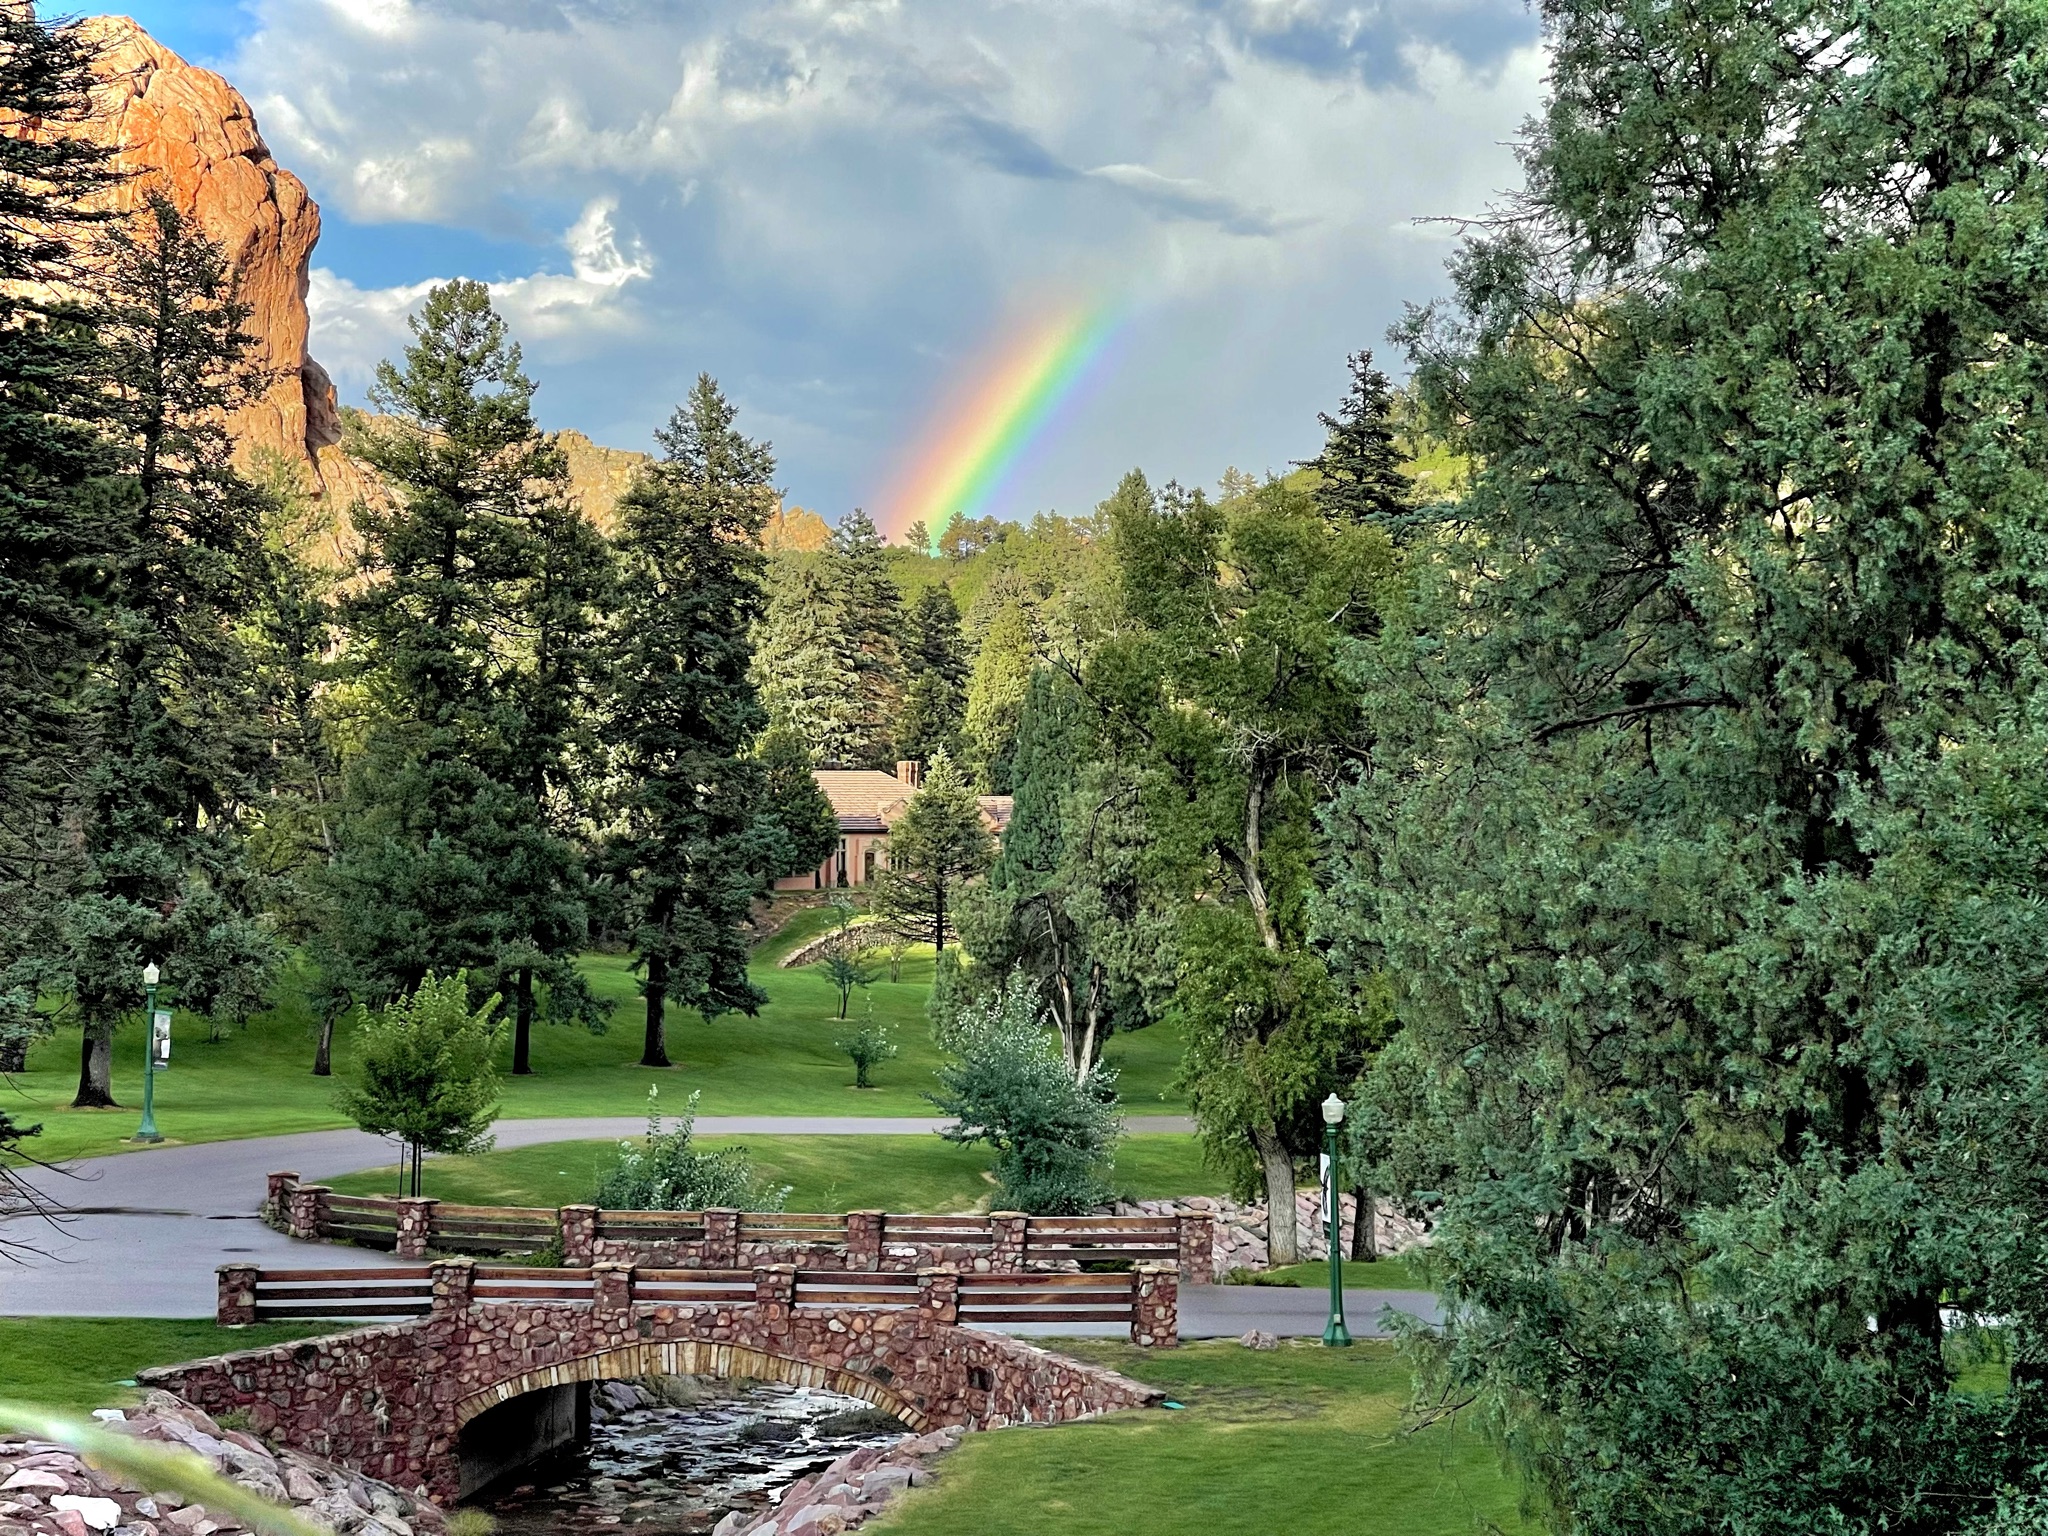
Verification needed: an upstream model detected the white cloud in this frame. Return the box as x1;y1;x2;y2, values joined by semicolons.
307;197;655;390
229;0;1543;517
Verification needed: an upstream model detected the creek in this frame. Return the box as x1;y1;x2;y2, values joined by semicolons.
476;1378;907;1536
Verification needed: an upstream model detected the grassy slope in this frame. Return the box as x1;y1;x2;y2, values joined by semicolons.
326;1133;1223;1212
872;1338;1531;1536
7;908;1185;1163
0;1319;330;1414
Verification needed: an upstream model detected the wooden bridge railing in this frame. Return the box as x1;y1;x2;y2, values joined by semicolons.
218;1257;1179;1344
264;1173;1213;1281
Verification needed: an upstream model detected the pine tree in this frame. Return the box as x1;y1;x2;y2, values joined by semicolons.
606;375;832;1068
751;555;864;763
318;281;602;1073
61;190;276;1107
1320;3;2048;1526
828;507;903;764
963;598;1037;791
1297;350;1410;527
893;584;967;762
871;749;993;951
0;10;122;1074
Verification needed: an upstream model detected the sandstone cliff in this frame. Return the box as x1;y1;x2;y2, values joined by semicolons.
15;14;653;553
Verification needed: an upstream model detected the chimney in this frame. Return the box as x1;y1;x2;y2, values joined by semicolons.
896;759;923;789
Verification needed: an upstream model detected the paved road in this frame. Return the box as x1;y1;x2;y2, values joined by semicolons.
0;1115;1198;1318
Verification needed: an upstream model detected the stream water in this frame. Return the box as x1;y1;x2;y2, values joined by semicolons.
477;1379;908;1536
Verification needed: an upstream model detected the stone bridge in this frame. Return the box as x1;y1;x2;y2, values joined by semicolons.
140;1260;1169;1502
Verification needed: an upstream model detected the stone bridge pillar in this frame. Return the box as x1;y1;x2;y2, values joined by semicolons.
593;1262;634;1319
917;1268;959;1324
1132;1263;1178;1347
1176;1211;1215;1285
263;1171;298;1228
432;1257;476;1316
989;1213;1028;1272
845;1210;883;1271
754;1265;796;1335
286;1183;330;1242
560;1205;597;1267
395;1197;438;1259
705;1209;740;1268
217;1263;259;1326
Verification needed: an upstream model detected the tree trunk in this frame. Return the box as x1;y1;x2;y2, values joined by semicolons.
1252;1118;1299;1264
933;875;946;953
0;1034;27;1074
640;949;671;1068
72;1029;117;1108
1349;1185;1377;1261
512;967;534;1076
312;1012;336;1077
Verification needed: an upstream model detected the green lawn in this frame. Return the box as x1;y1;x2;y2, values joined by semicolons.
6;910;1186;1163
871;1338;1532;1536
0;1319;330;1415
325;1133;1223;1213
1231;1254;1434;1291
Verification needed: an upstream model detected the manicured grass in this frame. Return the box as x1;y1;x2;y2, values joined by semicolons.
870;1338;1532;1536
7;915;1186;1163
1231;1254;1434;1291
325;1134;1224;1213
0;1318;330;1415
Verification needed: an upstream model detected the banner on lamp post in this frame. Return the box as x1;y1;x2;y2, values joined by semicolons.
150;1009;171;1070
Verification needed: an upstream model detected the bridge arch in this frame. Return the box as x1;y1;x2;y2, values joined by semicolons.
453;1338;927;1432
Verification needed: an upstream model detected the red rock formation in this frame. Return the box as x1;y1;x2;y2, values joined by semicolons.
64;16;335;490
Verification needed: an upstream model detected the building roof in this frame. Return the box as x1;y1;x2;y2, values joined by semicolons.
977;795;1014;833
814;770;913;833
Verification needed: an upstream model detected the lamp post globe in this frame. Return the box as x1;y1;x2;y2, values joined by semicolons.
134;960;163;1144
1321;1093;1351;1346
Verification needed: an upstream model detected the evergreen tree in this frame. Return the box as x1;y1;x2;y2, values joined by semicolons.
963;598;1036;791
1297;349;1411;528
60;191;275;1107
827;507;903;764
0;11;121;1074
751;555;864;763
606;375;833;1068
1320;2;2048;1528
871;748;993;951
893;585;967;762
318;281;602;1072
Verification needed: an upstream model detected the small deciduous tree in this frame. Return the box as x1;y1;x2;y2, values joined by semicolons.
336;972;502;1197
835;1001;897;1088
930;971;1121;1214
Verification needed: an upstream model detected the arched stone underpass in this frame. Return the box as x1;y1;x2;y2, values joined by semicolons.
454;1338;926;1432
142;1273;1162;1503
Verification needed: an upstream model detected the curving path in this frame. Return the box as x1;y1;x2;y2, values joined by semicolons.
0;1113;1439;1338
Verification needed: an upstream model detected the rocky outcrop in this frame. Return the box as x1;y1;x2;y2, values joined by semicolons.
0;1392;444;1536
711;1425;962;1536
53;17;332;492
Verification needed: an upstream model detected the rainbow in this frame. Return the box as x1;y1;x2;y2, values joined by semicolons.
880;298;1125;553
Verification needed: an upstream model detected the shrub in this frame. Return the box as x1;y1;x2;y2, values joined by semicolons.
594;1087;788;1212
929;969;1121;1213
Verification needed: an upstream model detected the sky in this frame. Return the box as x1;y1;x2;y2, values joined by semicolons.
104;0;1545;533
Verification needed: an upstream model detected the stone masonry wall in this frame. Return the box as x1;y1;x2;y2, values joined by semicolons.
1108;1195;1430;1280
144;1264;1163;1504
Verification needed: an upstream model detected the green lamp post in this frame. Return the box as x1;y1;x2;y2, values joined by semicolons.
1321;1092;1352;1347
134;961;164;1144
